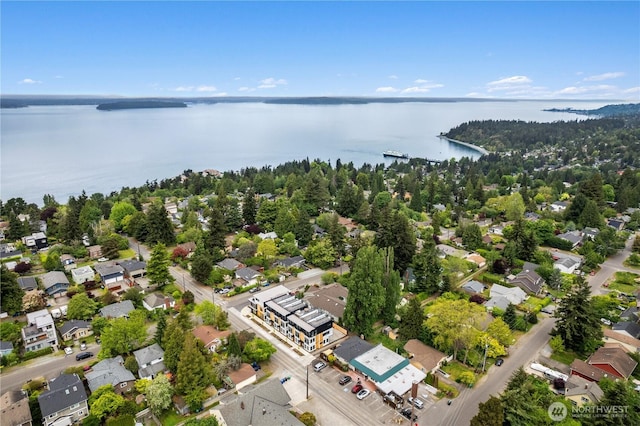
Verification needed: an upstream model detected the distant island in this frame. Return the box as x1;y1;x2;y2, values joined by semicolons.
96;100;188;111
544;103;640;117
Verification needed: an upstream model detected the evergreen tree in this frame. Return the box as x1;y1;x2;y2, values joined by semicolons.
411;239;442;294
203;206;227;253
162;319;185;373
154;313;167;346
399;297;424;340
242;188;257;225
190;252;213;283
227;332;242;357
147;243;175;288
0;267;24;315
503;303;517;330
176;334;212;395
578;199;603;229
409;181;423;212
553;277;603;354
294;208;313;246
381;248;401;324
470;396;504;426
343;246;385;338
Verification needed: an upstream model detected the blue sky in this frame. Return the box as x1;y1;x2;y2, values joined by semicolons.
2;1;639;99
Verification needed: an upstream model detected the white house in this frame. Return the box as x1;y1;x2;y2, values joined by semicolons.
134;344;166;380
489;284;527;305
71;266;95;284
554;257;580;274
142;293;175;311
22;309;58;352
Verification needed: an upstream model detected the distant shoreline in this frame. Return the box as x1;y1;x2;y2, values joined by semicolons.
96;101;188;111
438;135;489;156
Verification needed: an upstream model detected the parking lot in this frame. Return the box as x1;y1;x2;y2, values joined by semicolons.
312;361;433;424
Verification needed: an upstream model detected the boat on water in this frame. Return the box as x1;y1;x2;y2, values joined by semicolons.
383;150;409;159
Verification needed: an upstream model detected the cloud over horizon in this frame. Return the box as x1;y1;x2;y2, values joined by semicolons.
19;78;42;84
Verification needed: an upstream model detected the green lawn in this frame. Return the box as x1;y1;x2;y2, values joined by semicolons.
609;271;640;294
519;296;551;313
550;349;578;366
441;361;476;382
159;410;190;426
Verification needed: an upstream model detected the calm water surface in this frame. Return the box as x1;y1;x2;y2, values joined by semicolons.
1;101;608;204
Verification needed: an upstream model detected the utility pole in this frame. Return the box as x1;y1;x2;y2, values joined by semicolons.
306;364;309;399
481;343;489;373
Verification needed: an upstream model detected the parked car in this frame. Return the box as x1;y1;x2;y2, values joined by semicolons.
351;384;363;394
495;358;504;366
400;408;418;421
408;397;424;409
356;389;370;400
80;342;87;350
313;361;326;372
219;288;231;295
249;287;260;293
600;318;612;326
251;362;261;371
339;375;352;386
76;352;93;361
64;346;73;355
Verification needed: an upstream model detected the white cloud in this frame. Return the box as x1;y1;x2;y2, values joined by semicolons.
173;86;194;92
583;72;625;81
400;83;444;94
388;75;398;79
238;87;255;92
258;77;287;89
554;84;617;96
196;86;217;92
623;87;640;94
376;86;398;93
414;79;428;84
19;78;42;84
487;75;532;86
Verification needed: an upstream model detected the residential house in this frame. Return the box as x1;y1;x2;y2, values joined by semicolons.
612;321;640;339
87;245;102;259
177;242;197;257
404;339;447;374
211;378;303;426
60;254;75;268
17;276;38;292
41;271;70;297
193;325;231;352
22;309;58;352
570;359;609;383
509;263;544;295
303;283;348;322
332;336;375;366
312;224;326;238
461;280;485;294
602;329;640;353
274;255;305;269
38;374;88;426
235;267;263;286
22;232;48;251
488;225;504;236
99;300;135;319
0;341;14;357
1;390;33;426
587;346;638;380
484;296;511;311
117;259;147;279
607;218;625;232
228;363;258;391
58;320;92;342
583;227;600;241
0;243;21;259
93;263;125;286
217;258;244;271
134;343;166;380
564;375;604;406
489;284;527;305
550;201;569;212
557;231;583;249
71;266;95;285
258;231;278;240
465;253;486;268
142;293;175;311
85;356;136;394
554;257;581;275
436;244;469;259
350;344;426;396
620;307;639;322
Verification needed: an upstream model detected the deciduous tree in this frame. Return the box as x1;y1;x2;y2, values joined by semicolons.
67;293;98;320
146;374;173;416
0;267;24;315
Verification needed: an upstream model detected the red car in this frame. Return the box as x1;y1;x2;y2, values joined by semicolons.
351;384;363;394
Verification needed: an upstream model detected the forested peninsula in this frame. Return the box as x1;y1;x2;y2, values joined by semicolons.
544;102;640;117
96;101;188;111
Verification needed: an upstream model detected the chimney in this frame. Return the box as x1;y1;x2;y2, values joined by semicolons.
262;408;266;415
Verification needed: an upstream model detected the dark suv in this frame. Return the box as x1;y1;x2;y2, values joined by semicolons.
339;375;352;386
75;352;93;361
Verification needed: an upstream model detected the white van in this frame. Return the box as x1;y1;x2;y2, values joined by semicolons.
314;361;327;372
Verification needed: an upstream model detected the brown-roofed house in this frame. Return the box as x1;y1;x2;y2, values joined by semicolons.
228;363;257;391
303;283;348;322
1;390;32;426
570;359;608;383
603;328;640;353
192;325;231;353
403;339;447;374
564;375;604;406
587;346;638;380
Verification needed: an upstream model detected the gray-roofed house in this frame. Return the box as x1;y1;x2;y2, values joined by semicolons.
58;320;92;342
461;280;485;294
217;258;244;271
142;293;175;311
554;257;581;274
274;255;305;269
557;231;583;249
620;307;639;322
134;343;166;380
0;341;14;357
235;267;263;286
509;263;544;295
41;271;69;297
85;356;136;394
607;218;625;232
333;336;375;365
117;259;147;279
99;300;135;319
212;378;303;426
38;374;88;426
303;283;348;322
17;276;38;292
612;321;640;339
22;309;58;353
489;284;527;305
1;390;32;426
70;266;95;284
93;263;125;285
484;296;511;312
564;375;604;407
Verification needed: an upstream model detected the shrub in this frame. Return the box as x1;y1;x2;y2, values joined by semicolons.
21;347;53;361
321;272;338;284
